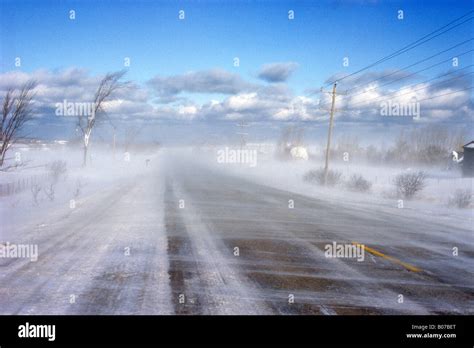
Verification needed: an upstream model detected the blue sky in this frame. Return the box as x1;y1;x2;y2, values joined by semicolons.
0;0;473;142
1;0;472;89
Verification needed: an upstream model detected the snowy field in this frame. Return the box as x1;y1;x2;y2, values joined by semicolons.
1;144;157;235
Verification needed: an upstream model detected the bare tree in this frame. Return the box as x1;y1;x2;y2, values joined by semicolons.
77;71;127;166
387;126;466;165
0;81;36;167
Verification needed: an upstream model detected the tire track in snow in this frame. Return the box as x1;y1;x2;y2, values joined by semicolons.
73;164;173;314
168;173;273;315
164;176;206;314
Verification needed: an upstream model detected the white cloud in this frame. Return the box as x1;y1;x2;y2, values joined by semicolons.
148;69;256;101
258;62;299;83
0;67;470;125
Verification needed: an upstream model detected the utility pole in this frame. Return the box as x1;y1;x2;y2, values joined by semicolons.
322;82;340;185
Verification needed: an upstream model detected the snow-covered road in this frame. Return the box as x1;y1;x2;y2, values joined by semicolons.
1;153;473;314
0;165;173;314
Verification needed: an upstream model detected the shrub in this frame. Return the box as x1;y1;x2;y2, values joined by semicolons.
346;174;372;192
448;189;472;208
394;171;426;198
304;168;342;186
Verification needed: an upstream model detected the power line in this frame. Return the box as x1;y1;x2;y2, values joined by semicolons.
325;10;474;86
358;66;473;105
340;86;473;114
327;15;473;86
344;68;473;109
318;47;473;109
416;86;474;103
341;40;473;97
316;11;473;170
340;49;474;103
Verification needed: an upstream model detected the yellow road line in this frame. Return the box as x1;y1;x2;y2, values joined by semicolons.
352;242;422;273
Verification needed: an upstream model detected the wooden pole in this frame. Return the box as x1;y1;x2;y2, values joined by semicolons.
324;82;338;185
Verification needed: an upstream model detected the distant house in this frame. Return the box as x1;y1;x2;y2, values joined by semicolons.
462;141;474;177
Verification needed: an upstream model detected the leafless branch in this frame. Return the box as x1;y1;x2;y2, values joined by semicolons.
0;81;37;167
80;70;128;166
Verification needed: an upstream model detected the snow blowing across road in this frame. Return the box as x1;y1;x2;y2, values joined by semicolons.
1;148;473;315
